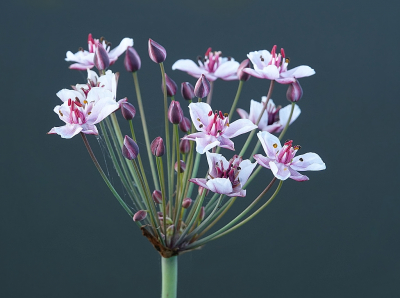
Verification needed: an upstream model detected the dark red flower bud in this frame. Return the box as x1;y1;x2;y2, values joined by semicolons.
168;101;183;124
181;82;195;100
122;135;139;160
124;46;141;72
93;43;110;71
152;190;162;204
161;73;177;97
194;74;211;98
133;210;147;222
174;160;186;173
182;198;192;209
286;79;303;102
237;59;251;81
179;138;190;154
179;117;191;133
121;102;136;120
151;137;165;157
148;38;167;63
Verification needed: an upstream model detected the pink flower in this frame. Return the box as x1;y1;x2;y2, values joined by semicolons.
48;87;119;139
172;47;240;81
253;131;325;181
190;152;256;197
236;97;300;133
243;46;315;84
183;102;257;154
65;34;133;70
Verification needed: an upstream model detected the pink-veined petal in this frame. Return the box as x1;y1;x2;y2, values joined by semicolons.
183;132;207;141
81;124;99;135
206;178;233;195
86;98;119;125
203;73;218;82
195;135;219;154
247;50;271;70
289;168;309;181
172;59;204;77
56;89;85;103
107;38;134;61
213;61;240;80
258;65;280;80
236;108;249;120
229;189;246;197
249;99;267;125
48;124;82;139
223;119;257;138
54;103;71;123
68;63;93;70
253;154;273;169
275;77;296;84
269;161;291;180
242;68;265;79
188;102;212;131
189;178;209;189
238;159;257;186
291;153;326;171
281;65;315;79
206;152;229;178
218;137;235;151
277;104;301;132
257;131;281;159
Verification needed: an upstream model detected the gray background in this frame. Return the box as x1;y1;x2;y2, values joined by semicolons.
1;0;399;297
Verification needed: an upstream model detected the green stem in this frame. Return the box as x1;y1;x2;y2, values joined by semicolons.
239;80;275;157
161;256;178;298
186;153;201;199
131;72;160;190
80;133;135;219
156;157;167;234
278;102;295;141
249;140;261;162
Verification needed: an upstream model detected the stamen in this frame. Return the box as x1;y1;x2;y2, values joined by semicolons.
75;97;81;103
219;111;224;119
260;55;264;62
299;158;303;162
237;166;241;170
68;98;72;106
197;118;201;121
78;47;84;52
224;113;228;117
199;124;203;128
83;100;88;104
273;143;278;148
208;111;212;116
58;110;63;116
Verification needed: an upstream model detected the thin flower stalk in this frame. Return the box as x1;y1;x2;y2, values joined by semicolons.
206;81;214;105
156;156;168;233
278;102;295;141
186;152;201;199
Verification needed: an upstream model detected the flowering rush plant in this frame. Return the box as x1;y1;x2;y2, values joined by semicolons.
49;34;326;297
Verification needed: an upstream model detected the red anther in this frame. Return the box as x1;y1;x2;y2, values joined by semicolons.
281;48;285;58
70;101;75;110
74;110;80;118
284;140;293;146
219;111;224;119
208;110;213;116
205;47;212;57
271;45;277;56
68;98;72;106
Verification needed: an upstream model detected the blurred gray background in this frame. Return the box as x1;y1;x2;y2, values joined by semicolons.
1;0;399;297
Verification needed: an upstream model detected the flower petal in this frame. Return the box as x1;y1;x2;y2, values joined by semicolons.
189;178;209;189
218;137;235;151
242;68;265;79
253;154;273;169
56;89;85;103
289;168;309;181
281;65;315;79
183;132;207;141
194;135;219;154
236;108;249;120
48;124;82;139
257;131;281;159
269;161;291;180
213;61;240;80
247;50;271;70
189;102;212;131
172;59;204;77
206;178;233;195
291;153;326;171
107;38;134;62
238;159;257;186
68;63;93;70
223;119;257;138
277;104;301;132
206;151;229;178
86;98;119;125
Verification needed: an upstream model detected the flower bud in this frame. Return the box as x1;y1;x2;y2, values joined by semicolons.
122;135;139;160
198;186;209;197
181;82;195;100
121;102;136;120
133;210;147;222
179;138;190;154
194;74;211;98
286;79;303;102
93;42;110;71
161;73;177;97
237;59;251;81
179;117;191;133
174;160;186;173
166;225;175;237
151;137;165;157
198;206;205;221
148;38;167;63
124;46;141;72
152;190;162;204
182;198;192;209
168;101;183;124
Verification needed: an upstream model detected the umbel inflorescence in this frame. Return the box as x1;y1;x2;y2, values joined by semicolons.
49;34;325;257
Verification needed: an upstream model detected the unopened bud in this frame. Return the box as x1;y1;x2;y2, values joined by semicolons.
151;137;165;157
194;74;211;98
168;101;183;124
181;82;195;100
148;38;167;63
161;73;177;97
133;210;147;222
166;225;175;237
179;117;191;133
182;198;192;209
198;206;205;221
121;102;136;120
124;46;141;72
152;190;162;204
286;79;303;102
122;135;139;160
198;186;209;196
237;59;251;81
179;138;190;154
174;160;186;173
93;42;110;71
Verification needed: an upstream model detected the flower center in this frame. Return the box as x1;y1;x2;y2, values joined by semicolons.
68;97;88;125
202;110;229;137
276;140;301;164
211;155;242;187
262;45;290;74
202;47;221;73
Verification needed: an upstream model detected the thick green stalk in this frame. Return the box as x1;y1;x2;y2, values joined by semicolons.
161;256;178;298
278;102;295;141
131;72;160;190
174;124;183;227
239;80;275;157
